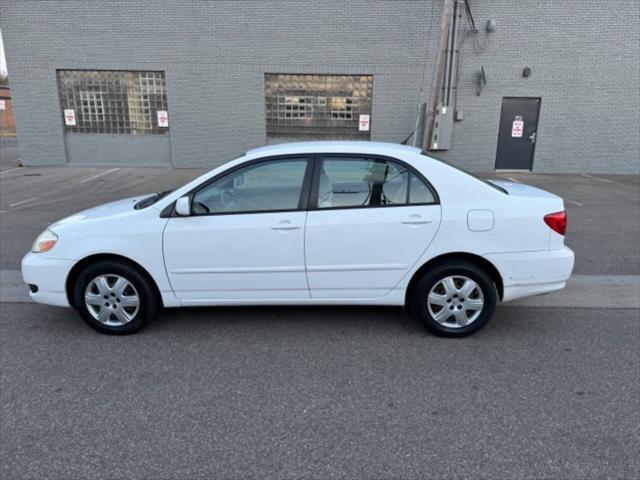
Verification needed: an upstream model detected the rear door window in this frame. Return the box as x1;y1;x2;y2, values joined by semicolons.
316;157;436;209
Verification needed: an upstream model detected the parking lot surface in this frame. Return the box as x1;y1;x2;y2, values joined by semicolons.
1;156;639;479
1;304;638;479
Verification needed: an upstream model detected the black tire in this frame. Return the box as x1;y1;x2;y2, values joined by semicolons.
73;260;158;335
410;261;497;338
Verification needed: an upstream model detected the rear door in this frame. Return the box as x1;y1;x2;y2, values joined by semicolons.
304;155;441;298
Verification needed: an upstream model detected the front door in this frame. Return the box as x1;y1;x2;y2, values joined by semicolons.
305;155;441;299
495;97;541;170
163;156;312;302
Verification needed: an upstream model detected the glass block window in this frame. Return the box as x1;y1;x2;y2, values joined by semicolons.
331;97;358;120
278;95;313;119
265;74;373;140
79;91;105;124
57;70;168;135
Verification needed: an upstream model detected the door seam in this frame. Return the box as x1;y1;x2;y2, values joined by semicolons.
302;210;312;298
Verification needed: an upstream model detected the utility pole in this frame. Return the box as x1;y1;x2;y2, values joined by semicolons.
422;0;455;151
0;100;4;166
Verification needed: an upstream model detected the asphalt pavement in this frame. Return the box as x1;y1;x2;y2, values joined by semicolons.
1;303;638;479
1;149;639;478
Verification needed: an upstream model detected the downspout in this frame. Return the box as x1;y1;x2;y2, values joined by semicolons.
446;0;461;107
427;0;461;151
441;2;455;107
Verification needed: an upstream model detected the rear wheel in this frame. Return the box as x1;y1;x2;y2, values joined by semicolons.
73;260;158;334
411;262;497;337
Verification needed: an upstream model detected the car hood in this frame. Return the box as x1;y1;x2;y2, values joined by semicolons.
50;194;152;228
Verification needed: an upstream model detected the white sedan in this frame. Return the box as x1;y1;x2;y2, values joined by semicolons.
22;141;574;336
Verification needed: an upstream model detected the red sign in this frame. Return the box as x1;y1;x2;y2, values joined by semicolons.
512;119;524;138
157;110;169;128
64;109;76;126
358;114;370;132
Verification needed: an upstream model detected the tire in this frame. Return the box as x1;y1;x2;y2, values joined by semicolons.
73;260;158;335
410;261;497;338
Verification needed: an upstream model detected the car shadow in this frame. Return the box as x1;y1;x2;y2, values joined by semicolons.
150;304;427;336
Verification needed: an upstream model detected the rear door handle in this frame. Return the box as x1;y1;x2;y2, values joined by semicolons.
271;220;301;230
401;215;432;224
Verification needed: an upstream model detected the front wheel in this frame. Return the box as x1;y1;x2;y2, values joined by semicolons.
411;262;497;337
73;260;158;334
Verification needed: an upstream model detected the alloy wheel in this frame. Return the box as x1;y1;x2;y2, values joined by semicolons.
84;274;140;326
427;275;484;328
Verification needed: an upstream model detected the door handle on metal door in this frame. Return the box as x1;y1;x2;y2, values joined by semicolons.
401;215;432;224
529;132;536;143
271;220;301;230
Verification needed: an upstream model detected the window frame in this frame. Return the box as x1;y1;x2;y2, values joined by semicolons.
177;154;315;217
57;69;168;135
307;153;440;211
164;153;439;218
265;74;373;140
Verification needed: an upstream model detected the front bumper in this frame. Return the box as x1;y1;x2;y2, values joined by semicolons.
486;246;575;302
21;252;75;307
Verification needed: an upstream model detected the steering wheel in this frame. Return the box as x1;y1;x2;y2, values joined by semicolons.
220;188;236;211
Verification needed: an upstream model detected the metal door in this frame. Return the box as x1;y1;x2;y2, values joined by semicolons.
495;97;541;170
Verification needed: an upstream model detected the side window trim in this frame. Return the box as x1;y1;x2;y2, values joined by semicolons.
177;154;314;217
308;153;440;211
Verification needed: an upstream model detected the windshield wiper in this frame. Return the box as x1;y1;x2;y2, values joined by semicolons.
134;190;173;209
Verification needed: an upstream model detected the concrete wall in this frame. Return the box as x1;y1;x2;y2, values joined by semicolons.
1;0;638;172
64;134;171;166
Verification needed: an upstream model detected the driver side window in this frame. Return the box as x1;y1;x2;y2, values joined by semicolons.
192;158;309;214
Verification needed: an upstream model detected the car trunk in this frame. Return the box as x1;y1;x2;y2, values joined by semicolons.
488;180;567;250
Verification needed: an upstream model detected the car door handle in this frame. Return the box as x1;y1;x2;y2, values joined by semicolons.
401;215;432;224
271;220;302;230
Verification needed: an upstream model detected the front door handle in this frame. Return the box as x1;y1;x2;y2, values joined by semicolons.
401;215;432;225
529;132;536;143
271;220;301;230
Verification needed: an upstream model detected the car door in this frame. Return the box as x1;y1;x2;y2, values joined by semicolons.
163;156;313;302
305;155;441;298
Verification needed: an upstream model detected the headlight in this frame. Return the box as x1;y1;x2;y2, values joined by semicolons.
31;230;59;253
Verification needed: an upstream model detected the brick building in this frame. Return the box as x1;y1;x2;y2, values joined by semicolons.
0;86;15;133
0;0;638;172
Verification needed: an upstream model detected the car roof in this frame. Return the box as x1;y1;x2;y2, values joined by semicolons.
245;141;422;159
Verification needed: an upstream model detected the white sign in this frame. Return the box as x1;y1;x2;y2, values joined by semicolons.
358;114;370;132
157;110;169;128
511;118;524;138
64;109;76;126
0;100;5;111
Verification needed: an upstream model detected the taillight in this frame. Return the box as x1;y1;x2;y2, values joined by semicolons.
544;211;567;235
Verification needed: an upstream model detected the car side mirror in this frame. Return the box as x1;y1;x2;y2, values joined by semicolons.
175;196;191;216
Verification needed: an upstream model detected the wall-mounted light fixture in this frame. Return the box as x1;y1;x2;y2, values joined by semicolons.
486;19;496;33
522;67;532;78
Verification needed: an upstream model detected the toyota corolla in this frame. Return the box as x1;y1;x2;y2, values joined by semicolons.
22;141;574;336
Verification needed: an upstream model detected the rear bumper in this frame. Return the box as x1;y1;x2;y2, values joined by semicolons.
486;246;575;302
21;253;74;307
